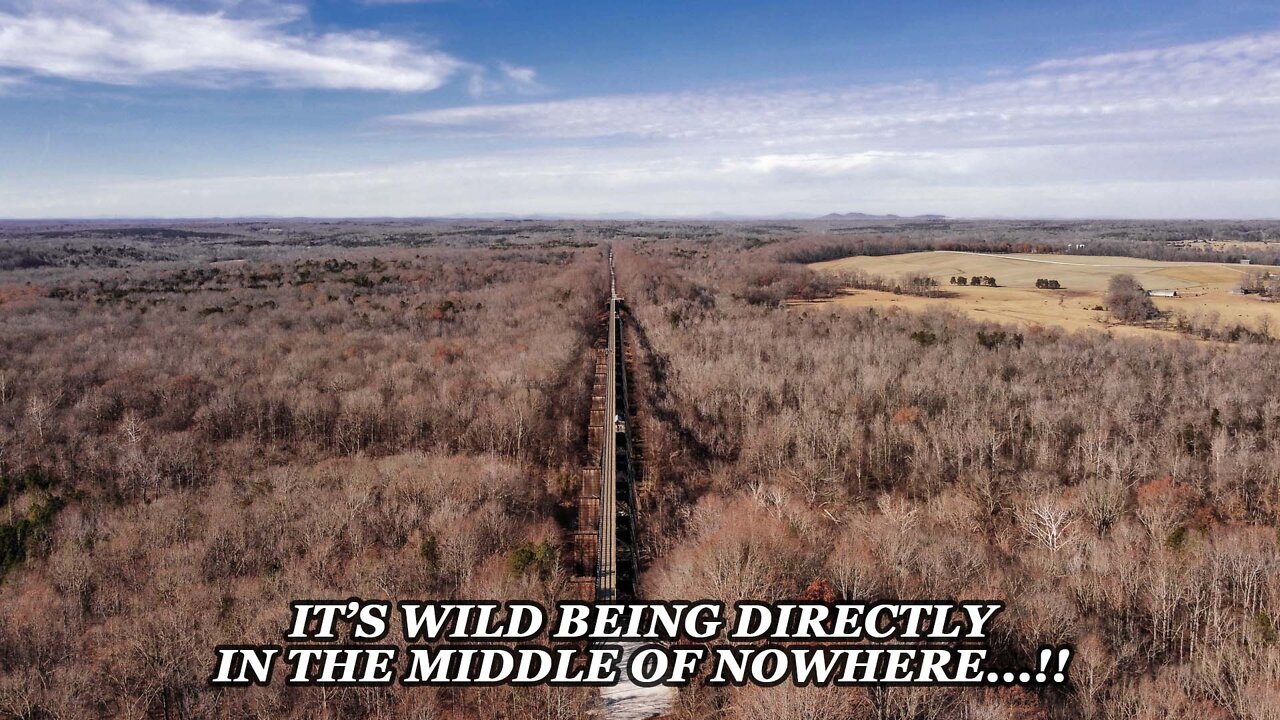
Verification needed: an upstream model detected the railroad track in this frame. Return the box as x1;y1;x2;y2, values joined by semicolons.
576;247;670;718
598;256;620;600
598;246;639;601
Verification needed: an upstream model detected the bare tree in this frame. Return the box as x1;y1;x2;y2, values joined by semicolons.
1104;273;1159;323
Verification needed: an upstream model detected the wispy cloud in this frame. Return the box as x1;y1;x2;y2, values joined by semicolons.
1030;30;1280;72
384;30;1280;149
9;133;1280;218
0;0;466;91
467;61;545;97
6;29;1280;217
497;62;542;93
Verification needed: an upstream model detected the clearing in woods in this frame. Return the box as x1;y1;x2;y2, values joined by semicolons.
807;251;1280;338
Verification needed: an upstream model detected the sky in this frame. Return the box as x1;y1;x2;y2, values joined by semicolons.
1;0;1279;218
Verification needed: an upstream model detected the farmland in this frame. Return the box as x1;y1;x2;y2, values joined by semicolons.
809;251;1280;338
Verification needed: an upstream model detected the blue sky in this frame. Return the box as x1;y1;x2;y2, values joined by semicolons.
1;0;1279;218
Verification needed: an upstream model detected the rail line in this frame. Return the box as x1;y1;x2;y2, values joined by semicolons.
596;245;640;599
598;251;619;600
574;246;640;602
572;246;669;718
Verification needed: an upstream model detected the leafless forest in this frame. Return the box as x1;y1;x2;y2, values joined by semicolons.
1;219;1279;719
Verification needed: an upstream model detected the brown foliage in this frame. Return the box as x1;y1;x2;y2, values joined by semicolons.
1105;273;1160;323
0;234;607;718
6;222;1280;717
619;238;1280;720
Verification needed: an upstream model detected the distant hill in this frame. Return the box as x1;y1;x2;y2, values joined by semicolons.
821;212;947;220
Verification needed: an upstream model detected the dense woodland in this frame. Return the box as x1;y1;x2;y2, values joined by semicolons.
619;238;1280;720
0;229;607;718
1;219;1279;719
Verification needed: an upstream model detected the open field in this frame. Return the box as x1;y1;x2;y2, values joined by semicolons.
1175;239;1280;254
810;251;1280;337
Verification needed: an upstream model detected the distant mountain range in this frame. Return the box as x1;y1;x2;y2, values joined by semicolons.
2;211;950;223
820;212;947;220
447;211;949;221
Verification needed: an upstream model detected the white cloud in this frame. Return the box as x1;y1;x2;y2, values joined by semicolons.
7;135;1280;218
384;30;1280;150
1030;31;1280;73
466;61;544;97
0;0;465;91
497;62;541;93
4;29;1280;217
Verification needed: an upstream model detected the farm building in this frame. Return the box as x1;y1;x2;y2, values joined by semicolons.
1147;289;1178;298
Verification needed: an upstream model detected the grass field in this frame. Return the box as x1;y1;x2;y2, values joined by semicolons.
808;251;1280;338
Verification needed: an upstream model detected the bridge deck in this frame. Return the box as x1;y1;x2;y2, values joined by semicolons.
591;248;673;718
597;256;619;601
